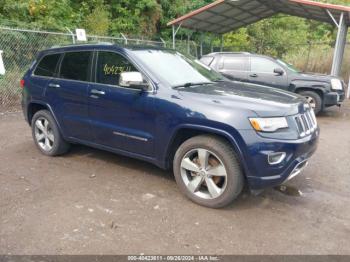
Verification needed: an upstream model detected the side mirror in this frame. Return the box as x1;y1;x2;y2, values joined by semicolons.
274;68;284;76
119;72;149;91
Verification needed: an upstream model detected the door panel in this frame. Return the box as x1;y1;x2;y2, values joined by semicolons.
248;57;288;89
47;79;91;140
218;55;248;82
88;51;156;157
45;51;93;141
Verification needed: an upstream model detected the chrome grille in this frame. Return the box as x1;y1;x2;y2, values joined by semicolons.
294;109;317;137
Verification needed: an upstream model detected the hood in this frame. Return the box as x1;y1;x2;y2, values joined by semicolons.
177;81;306;117
293;72;340;82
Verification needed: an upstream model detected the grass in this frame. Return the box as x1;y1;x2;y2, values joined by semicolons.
285;44;350;87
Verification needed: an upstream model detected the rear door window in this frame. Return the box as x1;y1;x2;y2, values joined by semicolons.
96;51;137;86
59;51;92;81
34;54;61;77
223;56;248;71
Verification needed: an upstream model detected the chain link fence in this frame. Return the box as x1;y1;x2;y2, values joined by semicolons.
0;26;165;112
0;26;349;112
0;28;68;111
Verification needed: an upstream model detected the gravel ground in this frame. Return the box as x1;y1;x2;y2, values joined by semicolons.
0;101;350;255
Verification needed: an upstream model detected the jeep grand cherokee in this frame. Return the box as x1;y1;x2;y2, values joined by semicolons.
21;44;319;208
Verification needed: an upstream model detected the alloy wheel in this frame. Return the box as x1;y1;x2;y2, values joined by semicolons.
180;148;228;200
34;117;54;152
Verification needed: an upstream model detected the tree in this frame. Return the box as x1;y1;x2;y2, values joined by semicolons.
83;6;110;36
0;0;348;43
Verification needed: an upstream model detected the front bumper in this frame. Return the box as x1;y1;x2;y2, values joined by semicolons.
238;128;319;190
285;159;308;182
324;90;345;107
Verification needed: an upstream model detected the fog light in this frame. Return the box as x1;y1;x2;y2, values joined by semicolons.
268;152;286;165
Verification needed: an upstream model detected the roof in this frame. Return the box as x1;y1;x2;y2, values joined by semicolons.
203;52;284;60
168;0;350;34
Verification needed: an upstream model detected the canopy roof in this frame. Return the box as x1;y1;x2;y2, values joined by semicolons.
168;0;350;34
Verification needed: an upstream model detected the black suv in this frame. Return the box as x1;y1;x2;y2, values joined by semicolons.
200;52;346;114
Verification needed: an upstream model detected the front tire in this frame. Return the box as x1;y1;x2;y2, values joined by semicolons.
31;110;70;156
299;91;322;115
173;135;244;208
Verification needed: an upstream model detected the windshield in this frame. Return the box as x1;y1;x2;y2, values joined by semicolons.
277;59;301;73
131;49;225;87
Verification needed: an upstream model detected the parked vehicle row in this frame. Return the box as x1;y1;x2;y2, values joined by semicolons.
22;44;319;208
200;52;346;114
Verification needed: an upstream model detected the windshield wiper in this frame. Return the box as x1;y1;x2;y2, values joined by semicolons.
172;82;213;89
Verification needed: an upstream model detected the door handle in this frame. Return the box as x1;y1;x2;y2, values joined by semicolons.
90;89;105;95
250;73;258;78
48;83;60;88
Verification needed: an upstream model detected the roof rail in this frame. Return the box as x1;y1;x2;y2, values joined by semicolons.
97;42;114;45
205;51;251;56
50;42;115;49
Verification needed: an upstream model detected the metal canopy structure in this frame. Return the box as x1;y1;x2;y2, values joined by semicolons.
168;0;350;79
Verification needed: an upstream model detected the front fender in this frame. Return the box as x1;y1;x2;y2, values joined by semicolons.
289;80;329;94
161;123;250;176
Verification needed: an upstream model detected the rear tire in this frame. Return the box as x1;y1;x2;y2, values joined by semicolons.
299;91;322;115
31;110;70;156
173;135;244;208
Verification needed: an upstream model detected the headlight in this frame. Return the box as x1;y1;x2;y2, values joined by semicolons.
331;79;343;90
249;117;288;132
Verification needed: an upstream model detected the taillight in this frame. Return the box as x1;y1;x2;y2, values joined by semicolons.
20;79;25;88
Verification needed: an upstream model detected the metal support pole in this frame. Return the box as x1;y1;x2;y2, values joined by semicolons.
160;37;166;48
305;41;312;71
347;75;350;99
172;25;175;49
209;35;213;53
66;27;75;44
172;24;182;49
220;35;224;52
330;12;348;76
200;33;203;57
187;34;191;55
121;33;128;45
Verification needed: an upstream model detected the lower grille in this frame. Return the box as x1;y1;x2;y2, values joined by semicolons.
294;109;317;137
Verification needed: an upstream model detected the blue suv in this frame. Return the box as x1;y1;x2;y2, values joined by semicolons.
21;44;319;208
